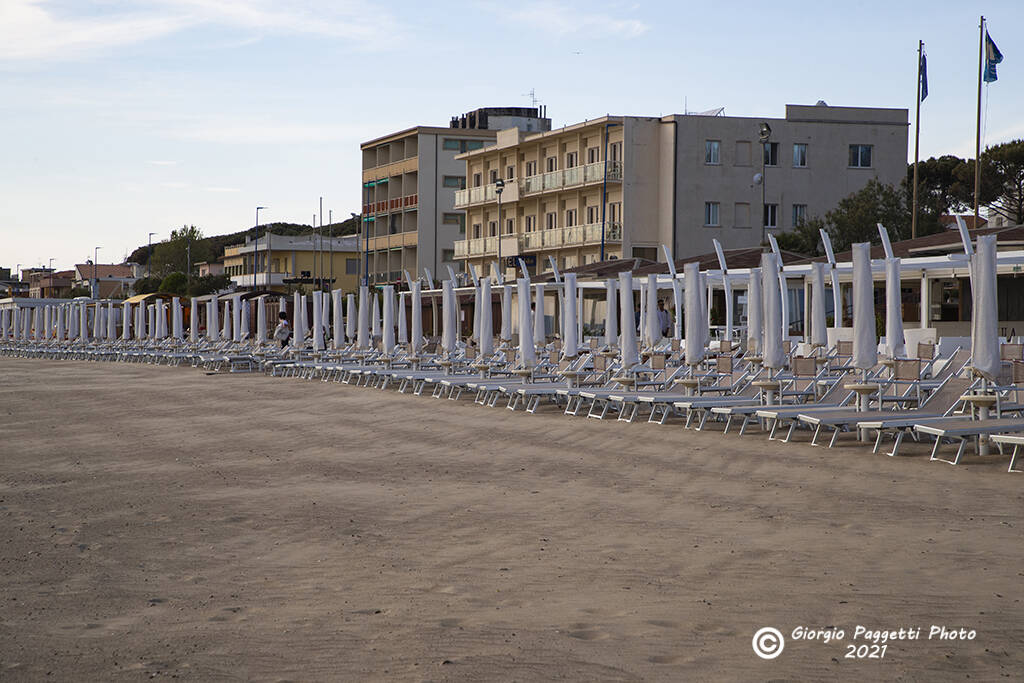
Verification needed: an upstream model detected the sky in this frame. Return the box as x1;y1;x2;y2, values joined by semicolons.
1;0;1022;274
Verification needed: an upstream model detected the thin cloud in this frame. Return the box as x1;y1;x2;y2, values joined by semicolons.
482;0;649;38
0;0;402;62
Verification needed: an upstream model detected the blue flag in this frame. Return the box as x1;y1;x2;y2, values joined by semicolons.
983;30;1003;83
920;52;928;101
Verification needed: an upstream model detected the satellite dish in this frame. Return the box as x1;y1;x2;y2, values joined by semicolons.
753;173;763;186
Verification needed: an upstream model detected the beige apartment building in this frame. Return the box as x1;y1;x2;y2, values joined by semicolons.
454;104;908;277
360;107;551;285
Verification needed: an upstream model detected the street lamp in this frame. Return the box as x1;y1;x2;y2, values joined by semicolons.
147;232;157;277
93;246;101;298
255;206;266;290
495;178;505;278
758;122;772;248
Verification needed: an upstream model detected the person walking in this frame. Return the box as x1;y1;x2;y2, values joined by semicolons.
273;311;291;349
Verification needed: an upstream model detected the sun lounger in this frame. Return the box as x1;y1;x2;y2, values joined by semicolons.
914;417;1024;465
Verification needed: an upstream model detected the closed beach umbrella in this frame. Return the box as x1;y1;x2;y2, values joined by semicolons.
884;258;905;358
231;296;242;343
92;303;102;340
517;278;536;367
11;308;18;341
382;285;395;354
346;293;356;343
208;296;219;342
321;292;331;337
441;280;456;357
397;291;408;346
684;262;705;366
189;298;198;343
971;234;1000;381
43;305;51;340
240;299;250;340
761;253;785;371
221;300;231;341
851;243;877;371
671;277;683;341
357;286;369;350
107;301;116;340
472;283;482;345
33;306;42;341
604;279;617;347
312;291;325;351
55;305;65;341
644;275;661;349
810;262;828;349
79;303;89;341
279;297;287;314
332;290;344;349
123;301;132;341
533;283;545;347
411;282;423;355
563;273;578;357
171;298;182;340
0;308;7;340
479;278;493;358
371;292;381;340
500;284;512;343
25;307;34;340
618;271;639;367
292;292;302;347
256;296;268;345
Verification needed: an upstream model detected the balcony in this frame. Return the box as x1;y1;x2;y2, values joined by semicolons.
453;182;519;209
453;236;499;258
362;194;418;215
521;160;623;197
521;222;623;251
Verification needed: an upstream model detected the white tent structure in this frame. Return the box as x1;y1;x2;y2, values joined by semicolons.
371;293;381;340
171;298;183;340
441;280;456;358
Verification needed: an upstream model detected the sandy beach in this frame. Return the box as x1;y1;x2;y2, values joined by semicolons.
1;358;1022;681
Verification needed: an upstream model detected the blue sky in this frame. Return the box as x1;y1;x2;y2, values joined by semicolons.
2;0;1021;273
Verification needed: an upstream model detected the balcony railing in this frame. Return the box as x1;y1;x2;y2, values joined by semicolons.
363;194;418;214
454;222;623;259
454;160;623;208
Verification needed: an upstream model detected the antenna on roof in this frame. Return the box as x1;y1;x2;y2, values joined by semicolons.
523;88;540;108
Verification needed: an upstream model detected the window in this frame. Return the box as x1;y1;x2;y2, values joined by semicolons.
763;142;779;166
442;175;465;189
505;218;514;235
793;143;807;167
442;249;455;262
465;140;484;151
345;258;359;274
526;160;538;176
792;204;807;226
565;209;577;227
472;223;481;238
545;156;557;172
506;165;514;180
472;172;482;187
704;202;720;226
609;142;622;162
587;147;600;164
489;169;498;184
734;141;751;166
443;213;466;233
525;215;536;232
443;139;485;153
566;151;578;168
849;144;872;168
545;212;557;229
735;202;751;228
442;139;461;151
763;203;778;229
705;140;721;165
488;220;497;237
586;205;599;224
608;202;622;223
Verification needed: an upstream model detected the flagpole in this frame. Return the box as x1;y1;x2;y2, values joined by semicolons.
912;39;923;239
974;15;984;225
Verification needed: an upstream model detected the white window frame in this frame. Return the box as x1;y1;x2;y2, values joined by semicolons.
704;201;720;227
705;140;721;165
793;143;807;168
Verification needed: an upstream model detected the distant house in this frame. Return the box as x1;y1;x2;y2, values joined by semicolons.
196;260;225;277
28;269;75;298
73;263;136;298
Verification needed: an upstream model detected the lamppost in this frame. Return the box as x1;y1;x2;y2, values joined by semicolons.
255;206;266;290
495;178;505;278
758;122;772;248
93;246;101;298
48;258;55;271
328;209;334;292
147;232;157;277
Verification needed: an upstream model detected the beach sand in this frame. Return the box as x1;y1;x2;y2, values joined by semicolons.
1;358;1022;681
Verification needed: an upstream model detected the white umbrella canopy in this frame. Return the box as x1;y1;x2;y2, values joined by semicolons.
256;296;268;345
618;271;639;367
971;234;1000;381
397;291;408;346
189;298;198;343
562;273;578;357
410;282;423;355
357;286;369;349
346;293;357;343
851;243;877;372
604;279;618;347
208;296;219;342
746;268;763;356
500;284;512;343
810;262;828;348
371;292;381;340
312;291;325;351
884;258;906;359
684;262;705;367
644;275;661;349
382;285;395;354
441;280;456;356
761;253;785;371
332;290;344;349
479;278;493;358
533;283;545;347
517;278;536;367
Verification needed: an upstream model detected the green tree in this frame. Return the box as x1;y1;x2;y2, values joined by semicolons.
905;155;970;235
775;216;826;257
150;225;211;277
186;274;232;297
133;276;161;295
984;139;1024;225
823;179;910;253
159;272;188;296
